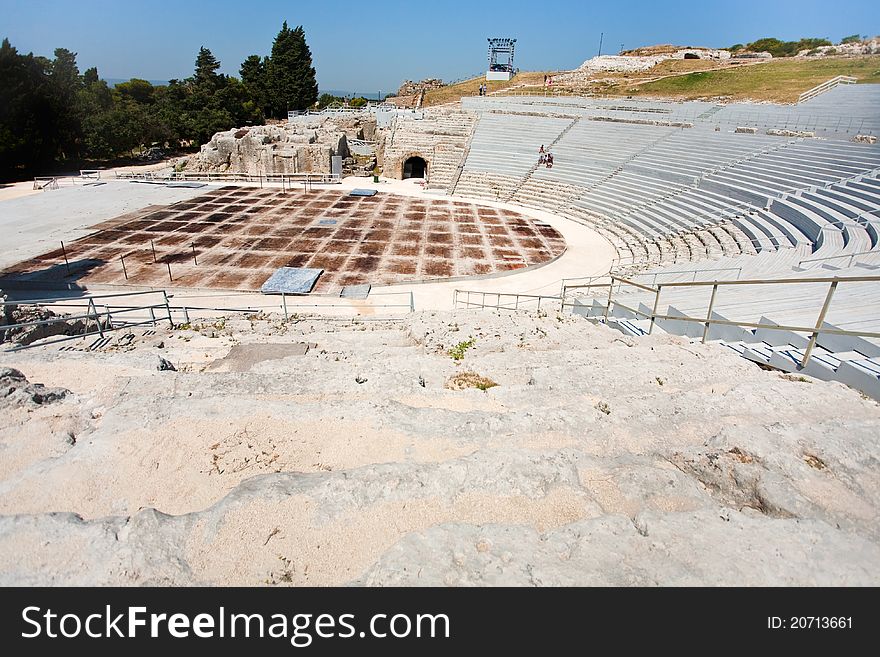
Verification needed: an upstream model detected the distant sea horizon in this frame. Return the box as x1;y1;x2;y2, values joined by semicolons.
320;90;386;100
103;79;388;99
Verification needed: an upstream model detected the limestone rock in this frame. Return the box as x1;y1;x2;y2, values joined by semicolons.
0;310;877;586
767;129;815;138
0;367;69;407
185;114;375;175
156;356;176;372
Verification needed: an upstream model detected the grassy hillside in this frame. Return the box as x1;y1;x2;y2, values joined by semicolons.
421;71;552;107
624;56;880;102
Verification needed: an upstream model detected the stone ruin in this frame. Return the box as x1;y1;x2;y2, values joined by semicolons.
184;114;378;176
799;37;880;57
556;48;732;85
386;79;446;109
396;78;445;97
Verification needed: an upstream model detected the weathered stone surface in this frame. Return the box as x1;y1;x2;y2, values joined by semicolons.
767;128;815;138
396;79;445;97
0;310;877;585
185;114;376;175
156;356;176;372
799;38;880;57
1;367;69;407
557;48;731;85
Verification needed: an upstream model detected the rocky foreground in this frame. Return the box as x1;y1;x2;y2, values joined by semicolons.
1;310;878;585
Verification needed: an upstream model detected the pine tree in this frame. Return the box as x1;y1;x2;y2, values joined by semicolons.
50;48;83;159
194;46;221;88
240;54;269;116
266;22;318;117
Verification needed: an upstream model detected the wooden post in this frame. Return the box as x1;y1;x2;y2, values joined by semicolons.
166;262;173;282
120;256;128;280
151;240;157;263
191;242;198;265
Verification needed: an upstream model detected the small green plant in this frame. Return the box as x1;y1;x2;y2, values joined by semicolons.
448;338;475;361
596;401;611;416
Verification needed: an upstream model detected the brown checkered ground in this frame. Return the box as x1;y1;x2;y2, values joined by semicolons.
3;187;566;293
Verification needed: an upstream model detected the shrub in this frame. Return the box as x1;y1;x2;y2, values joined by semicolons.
448;338;475;361
445;371;498;391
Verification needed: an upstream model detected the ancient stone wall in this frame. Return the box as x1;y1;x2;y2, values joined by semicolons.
185;114;377;175
379;108;476;188
396;78;445;97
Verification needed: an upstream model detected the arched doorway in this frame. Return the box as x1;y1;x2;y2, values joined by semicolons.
403;156;427;179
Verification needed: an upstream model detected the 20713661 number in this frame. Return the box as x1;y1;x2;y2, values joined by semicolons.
768;617;852;629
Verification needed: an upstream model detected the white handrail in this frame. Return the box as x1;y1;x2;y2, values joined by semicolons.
798;75;857;104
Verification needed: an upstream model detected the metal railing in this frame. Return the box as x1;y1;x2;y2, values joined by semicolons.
797;248;880;270
630;266;743;286
33;170;105;190
798;75;857;104
562;273;880;368
114;170;341;187
168;290;415;321
288;103;381;120
453;289;561;312
2;288;416;350
1;290;173;350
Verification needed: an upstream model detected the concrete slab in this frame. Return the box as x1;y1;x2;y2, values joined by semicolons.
340;284;371;299
260;267;324;294
206;343;316;372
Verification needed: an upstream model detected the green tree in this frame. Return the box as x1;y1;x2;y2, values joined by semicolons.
50;47;83;158
266;22;318;117
240;54;268;117
746;36;831;57
795;38;832;52
115;78;156;104
194;46;222;89
840;34;863;44
316;92;343;109
77;67;115;157
0;39;50;175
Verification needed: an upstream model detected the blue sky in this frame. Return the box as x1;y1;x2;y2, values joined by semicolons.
1;0;877;93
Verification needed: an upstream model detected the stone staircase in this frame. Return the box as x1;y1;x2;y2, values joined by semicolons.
502;117;580;202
